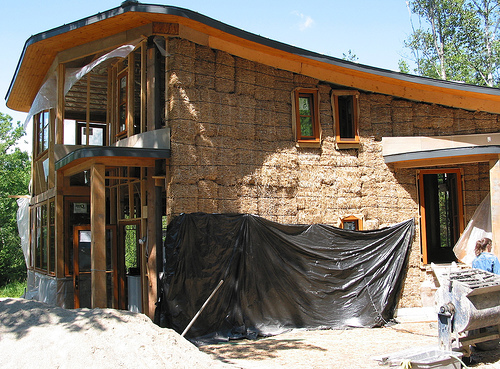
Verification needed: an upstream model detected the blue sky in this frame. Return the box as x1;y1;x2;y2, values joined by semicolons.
1;0;414;144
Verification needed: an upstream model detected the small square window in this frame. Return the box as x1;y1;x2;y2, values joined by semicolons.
341;215;363;231
293;88;321;146
332;90;359;144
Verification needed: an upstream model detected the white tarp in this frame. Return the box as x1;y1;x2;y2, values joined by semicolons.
24;40;142;129
453;194;492;265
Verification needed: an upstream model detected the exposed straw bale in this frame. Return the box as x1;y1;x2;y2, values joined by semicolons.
165;38;496;308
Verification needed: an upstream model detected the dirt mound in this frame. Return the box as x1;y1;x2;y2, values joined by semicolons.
0;298;231;369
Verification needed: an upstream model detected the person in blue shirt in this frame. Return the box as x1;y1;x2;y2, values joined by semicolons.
472;237;500;274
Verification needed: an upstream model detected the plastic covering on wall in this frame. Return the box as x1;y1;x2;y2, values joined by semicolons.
24;39;142;129
453;194;492;265
158;213;415;342
16;197;30;266
24;270;74;308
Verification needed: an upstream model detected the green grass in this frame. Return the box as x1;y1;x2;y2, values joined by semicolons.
0;280;26;298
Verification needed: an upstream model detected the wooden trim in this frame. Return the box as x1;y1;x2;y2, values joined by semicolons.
341;215;363;231
293;88;321;143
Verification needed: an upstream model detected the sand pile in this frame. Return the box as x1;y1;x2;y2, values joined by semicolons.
0;298;232;369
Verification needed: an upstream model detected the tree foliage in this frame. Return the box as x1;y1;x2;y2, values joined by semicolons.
403;0;500;87
0;113;30;287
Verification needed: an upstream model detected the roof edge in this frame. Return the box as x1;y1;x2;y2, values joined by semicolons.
7;2;500;108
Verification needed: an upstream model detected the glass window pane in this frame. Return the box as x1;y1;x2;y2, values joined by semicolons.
338;96;355;139
299;97;311;115
300;117;313;137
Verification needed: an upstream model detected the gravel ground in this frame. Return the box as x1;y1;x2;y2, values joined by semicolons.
2;298;500;368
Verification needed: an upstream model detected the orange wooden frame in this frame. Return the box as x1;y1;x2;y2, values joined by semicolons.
331;90;359;144
294;88;320;144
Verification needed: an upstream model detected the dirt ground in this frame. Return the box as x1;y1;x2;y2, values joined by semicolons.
2;298;500;368
200;322;500;368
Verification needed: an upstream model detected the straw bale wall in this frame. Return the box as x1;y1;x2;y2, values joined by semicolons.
165;37;497;307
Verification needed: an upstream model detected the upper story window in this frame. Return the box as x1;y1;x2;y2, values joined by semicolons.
293;88;321;146
118;70;128;138
331;90;359;144
36;110;50;156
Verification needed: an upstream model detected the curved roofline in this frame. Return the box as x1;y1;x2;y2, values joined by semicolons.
7;2;500;108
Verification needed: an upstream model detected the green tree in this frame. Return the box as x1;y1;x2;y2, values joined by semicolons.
0;113;30;287
403;0;500;87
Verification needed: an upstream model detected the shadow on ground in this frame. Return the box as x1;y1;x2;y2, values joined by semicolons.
201;337;327;362
0;298;129;339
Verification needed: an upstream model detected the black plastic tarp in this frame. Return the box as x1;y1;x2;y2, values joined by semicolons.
159;213;414;341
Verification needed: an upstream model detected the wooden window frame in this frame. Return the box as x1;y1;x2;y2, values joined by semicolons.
418;168;464;265
293;88;321;147
116;69;128;139
331;90;360;146
32;199;56;274
35;110;50;157
341;215;363;231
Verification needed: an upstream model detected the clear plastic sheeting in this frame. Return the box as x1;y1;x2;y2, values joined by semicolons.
159;213;414;342
24;270;73;308
16;197;30;266
453;194;492;265
24;39;142;128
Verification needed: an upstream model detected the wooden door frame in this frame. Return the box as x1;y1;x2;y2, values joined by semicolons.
118;219;142;311
73;224;118;308
418;168;464;264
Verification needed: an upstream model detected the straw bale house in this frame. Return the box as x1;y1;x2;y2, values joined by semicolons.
6;1;500;319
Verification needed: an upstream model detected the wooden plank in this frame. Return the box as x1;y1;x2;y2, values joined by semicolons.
146;171;157;319
91;163;107;308
140;42;147;134
55;171;65;279
127;52;134;137
56;64;65;144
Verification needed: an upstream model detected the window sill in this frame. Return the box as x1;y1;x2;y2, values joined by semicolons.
296;140;321;148
336;141;360;149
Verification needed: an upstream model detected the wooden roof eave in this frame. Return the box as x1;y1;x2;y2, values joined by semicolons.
7;3;500;114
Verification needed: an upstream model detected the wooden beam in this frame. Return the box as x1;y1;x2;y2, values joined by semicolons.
146;171;157;319
91;163;107;308
55;171;65;279
56;64;65;144
490;158;500;260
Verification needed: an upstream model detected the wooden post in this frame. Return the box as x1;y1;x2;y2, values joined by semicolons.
91;163;107;308
490;158;500;260
146;172;157;318
56;64;65;144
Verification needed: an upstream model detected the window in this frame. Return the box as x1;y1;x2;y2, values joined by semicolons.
341;215;363;231
117;70;128;137
293;88;320;145
33;199;55;273
419;169;464;264
77;122;107;146
331;90;359;144
36;110;50;155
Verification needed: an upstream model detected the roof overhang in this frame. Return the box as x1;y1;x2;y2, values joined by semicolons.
55;146;170;175
7;2;500;114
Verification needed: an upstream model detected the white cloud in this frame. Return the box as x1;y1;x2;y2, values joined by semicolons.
292;11;315;31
